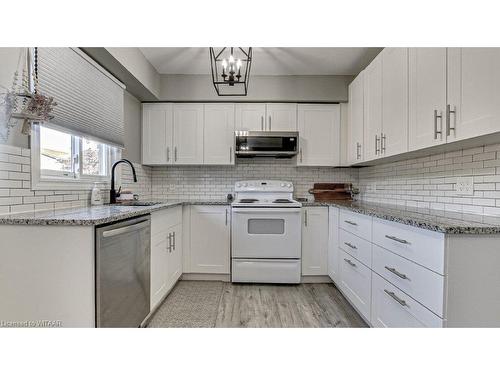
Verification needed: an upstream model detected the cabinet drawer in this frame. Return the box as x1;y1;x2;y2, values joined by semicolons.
339;210;372;241
339;228;372;267
339;250;371;321
151;205;182;236
372;218;445;275
371;272;443;327
372;245;444;317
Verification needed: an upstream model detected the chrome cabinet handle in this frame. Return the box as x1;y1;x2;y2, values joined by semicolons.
261;116;264;131
381;133;386;154
375;135;380;155
172;232;176;251
166;147;170;162
269;116;272;130
356;142;361;160
304;209;308;226
225;209;228;226
385;266;408;280
344;220;358;226
229;147;232;163
385;235;410;245
167;233;172;253
446;104;456;136
384;289;408;307
174;147;178;162
434;110;443;140
344;258;356;267
344;242;357;249
299;148;303;163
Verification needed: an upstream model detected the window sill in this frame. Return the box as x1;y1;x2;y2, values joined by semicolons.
32;177;111;191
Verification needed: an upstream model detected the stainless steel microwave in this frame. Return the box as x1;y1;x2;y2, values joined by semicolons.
234;131;299;158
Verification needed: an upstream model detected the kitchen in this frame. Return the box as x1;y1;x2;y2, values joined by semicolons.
2;2;499;373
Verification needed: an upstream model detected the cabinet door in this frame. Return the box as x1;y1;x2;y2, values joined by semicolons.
302;207;329;276
348;71;365;164
328;207;340;283
363;54;383;161
189;205;230;274
204;104;235;165
167;223;183;289
447;48;500;142
173;104;204;164
235;104;266;131
142;103;172;165
297;104;340;166
382;48;409;157
150;231;169;310
266;103;297;131
408;48;447;151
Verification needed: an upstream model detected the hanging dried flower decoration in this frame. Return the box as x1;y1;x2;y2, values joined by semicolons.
0;47;57;142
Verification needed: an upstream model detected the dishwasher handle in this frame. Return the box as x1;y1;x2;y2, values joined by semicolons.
102;219;150;238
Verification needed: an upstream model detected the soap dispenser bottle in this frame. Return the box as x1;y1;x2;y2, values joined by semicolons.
91;182;102;206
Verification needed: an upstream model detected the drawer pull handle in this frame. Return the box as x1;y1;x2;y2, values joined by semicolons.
385;266;408;280
344;258;356;267
384;289;408;307
385;235;410;245
344;242;357;249
344;220;358;226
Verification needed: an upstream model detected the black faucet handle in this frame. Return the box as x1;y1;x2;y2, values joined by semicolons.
116;186;122;197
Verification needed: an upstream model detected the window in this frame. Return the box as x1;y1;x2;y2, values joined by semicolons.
32;123;121;190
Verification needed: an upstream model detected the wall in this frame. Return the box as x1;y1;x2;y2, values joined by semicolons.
105;48;161;98
151;158;358;200
122;91;142;163
358;143;500;219
159;74;353;102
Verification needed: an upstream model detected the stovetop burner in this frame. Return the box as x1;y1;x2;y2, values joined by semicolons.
273;199;293;203
239;198;259;203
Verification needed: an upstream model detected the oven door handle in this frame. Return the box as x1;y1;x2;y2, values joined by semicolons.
231;208;302;214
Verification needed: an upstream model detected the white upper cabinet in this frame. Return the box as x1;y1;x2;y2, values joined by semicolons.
447;48;500;142
382;48;408;157
142;103;173;165
203;104;235;165
363;53;383;161
348;71;365;164
297;104;340;166
408;48;448;151
173;104;204;164
302;207;329;276
266;103;297;131
235;104;266;131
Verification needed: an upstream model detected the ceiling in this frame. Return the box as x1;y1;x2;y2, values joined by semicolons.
140;47;382;76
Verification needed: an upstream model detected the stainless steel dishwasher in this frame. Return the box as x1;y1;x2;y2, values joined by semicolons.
95;215;151;327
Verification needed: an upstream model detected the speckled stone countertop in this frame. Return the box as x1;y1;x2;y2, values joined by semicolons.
0;200;230;226
302;200;500;234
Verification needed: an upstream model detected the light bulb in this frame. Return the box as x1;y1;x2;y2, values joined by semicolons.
221;59;227;69
229;55;235;64
236;59;242;69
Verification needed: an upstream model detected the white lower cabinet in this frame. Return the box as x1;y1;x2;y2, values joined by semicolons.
150;206;183;310
327;207;340;283
339;250;372;321
371;272;443;328
188;205;230;274
301;207;329;276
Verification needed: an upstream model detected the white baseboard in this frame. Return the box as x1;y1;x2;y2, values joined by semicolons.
181;273;230;282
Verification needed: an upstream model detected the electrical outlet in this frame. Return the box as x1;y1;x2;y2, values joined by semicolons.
456;177;474;195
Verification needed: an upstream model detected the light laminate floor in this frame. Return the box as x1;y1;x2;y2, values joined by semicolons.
147;281;367;328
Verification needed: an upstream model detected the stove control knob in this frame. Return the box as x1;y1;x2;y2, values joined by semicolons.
243;183;248;187
280;183;286;187
287;183;292;188
236;183;241;188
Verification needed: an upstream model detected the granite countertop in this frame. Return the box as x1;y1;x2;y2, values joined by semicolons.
0;200;230;226
302;200;500;234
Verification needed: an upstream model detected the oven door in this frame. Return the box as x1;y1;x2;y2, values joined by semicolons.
231;207;301;259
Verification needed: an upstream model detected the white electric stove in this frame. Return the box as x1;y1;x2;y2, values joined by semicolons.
231;180;302;284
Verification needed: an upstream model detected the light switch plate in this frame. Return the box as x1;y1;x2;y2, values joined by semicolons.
456;177;474;195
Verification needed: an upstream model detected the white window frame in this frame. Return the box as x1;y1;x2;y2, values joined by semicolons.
31;123;122;191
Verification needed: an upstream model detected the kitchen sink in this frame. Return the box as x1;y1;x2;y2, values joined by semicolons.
112;201;163;207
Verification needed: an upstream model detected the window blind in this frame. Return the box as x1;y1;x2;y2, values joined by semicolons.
37;48;126;147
